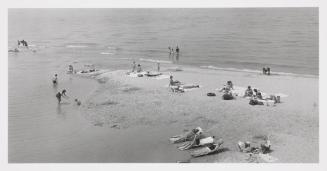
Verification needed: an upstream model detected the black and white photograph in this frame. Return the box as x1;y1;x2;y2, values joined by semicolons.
1;0;325;169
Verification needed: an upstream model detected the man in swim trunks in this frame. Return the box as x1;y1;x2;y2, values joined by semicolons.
56;92;62;104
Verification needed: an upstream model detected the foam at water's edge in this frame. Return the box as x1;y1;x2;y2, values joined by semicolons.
200;65;318;78
139;58;172;64
66;45;88;48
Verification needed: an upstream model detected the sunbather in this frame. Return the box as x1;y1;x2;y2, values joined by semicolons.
244;86;253;97
170;127;203;143
169;75;182;86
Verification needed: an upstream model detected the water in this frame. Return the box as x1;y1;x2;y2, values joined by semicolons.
9;8;318;75
8;8;318;162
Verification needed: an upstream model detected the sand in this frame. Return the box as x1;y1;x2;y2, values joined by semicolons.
74;63;318;163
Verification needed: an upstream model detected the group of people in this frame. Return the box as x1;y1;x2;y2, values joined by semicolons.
218;81;234;100
244;85;280;105
168;46;180;54
131;61;143;73
18;40;28;47
262;67;271;75
52;72;81;106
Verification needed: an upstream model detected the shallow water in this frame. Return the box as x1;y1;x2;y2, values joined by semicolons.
9;8;318;75
8;8;318;162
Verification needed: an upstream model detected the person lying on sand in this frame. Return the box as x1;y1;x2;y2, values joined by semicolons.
170;127;203;143
145;71;162;77
181;84;200;89
179;135;215;150
249;97;264;105
81;69;96;73
171;85;185;93
169;75;182;86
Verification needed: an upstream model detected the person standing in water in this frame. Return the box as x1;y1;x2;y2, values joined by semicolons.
52;74;58;85
132;61;136;72
157;62;160;72
137;64;142;72
56;92;62;104
176;46;180;53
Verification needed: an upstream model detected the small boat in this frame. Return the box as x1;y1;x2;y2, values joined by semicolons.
190;139;224;157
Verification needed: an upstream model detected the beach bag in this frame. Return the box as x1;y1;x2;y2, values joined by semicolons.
207;92;216;96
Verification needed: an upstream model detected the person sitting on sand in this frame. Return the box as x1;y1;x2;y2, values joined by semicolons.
75;99;81;106
256;92;263;100
52;74;58;85
68;65;74;73
56;92;62;104
244;86;253;97
169;75;182;86
227;81;234;90
137;64;142;73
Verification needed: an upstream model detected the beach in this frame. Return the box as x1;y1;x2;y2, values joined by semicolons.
8;8;318;163
9;60;318;162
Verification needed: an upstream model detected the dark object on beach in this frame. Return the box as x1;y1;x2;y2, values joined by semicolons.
263;67;266;75
190;139;224;157
267;67;271;75
145;72;162;77
207;92;216;96
249;99;264;105
75;99;81;106
222;93;233;100
52;74;58;85
137;74;143;77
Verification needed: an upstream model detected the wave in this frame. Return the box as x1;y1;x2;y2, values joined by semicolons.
139;58;172;64
66;45;88;48
200;65;317;78
100;52;114;55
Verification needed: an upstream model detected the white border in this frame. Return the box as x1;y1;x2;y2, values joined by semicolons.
0;0;325;171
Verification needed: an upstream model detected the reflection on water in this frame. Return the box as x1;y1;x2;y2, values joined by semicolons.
168;52;180;64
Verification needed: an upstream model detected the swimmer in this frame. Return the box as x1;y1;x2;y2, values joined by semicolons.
52;74;58;85
157;62;160;72
61;89;68;98
56;92;62;104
